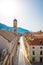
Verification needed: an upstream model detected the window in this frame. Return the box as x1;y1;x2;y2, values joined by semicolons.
40;51;42;55
40;47;42;49
32;57;35;61
32;51;35;55
32;47;35;49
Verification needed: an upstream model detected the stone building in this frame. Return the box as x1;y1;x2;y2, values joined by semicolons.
0;19;20;65
23;32;43;62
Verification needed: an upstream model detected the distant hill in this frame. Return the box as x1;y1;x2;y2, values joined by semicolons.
0;23;30;34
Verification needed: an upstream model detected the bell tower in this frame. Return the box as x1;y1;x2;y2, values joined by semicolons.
13;19;17;33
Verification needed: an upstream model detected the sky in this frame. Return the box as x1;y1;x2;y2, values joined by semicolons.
0;0;43;32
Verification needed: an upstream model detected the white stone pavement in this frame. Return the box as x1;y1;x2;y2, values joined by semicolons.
14;36;31;65
18;36;31;65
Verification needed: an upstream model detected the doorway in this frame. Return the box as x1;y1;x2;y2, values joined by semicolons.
40;57;42;62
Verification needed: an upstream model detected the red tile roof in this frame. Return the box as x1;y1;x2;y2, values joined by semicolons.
24;32;43;45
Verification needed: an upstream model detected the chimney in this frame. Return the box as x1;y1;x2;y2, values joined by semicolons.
13;19;17;33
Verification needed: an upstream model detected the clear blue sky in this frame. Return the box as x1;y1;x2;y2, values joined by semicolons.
0;0;43;32
21;0;43;31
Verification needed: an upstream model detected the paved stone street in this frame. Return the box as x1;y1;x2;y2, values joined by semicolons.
18;36;31;65
14;36;31;65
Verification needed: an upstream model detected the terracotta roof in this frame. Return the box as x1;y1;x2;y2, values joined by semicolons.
24;32;43;45
0;30;18;42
